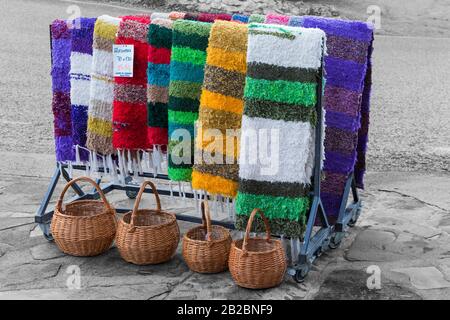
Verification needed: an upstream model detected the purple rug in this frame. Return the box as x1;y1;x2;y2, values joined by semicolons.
355;42;373;189
51;20;74;162
288;16;374;224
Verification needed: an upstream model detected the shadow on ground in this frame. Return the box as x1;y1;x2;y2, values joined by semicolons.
315;269;421;300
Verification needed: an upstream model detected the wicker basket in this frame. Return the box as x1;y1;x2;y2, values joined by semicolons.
51;176;117;256
182;201;231;273
229;208;287;289
115;180;180;265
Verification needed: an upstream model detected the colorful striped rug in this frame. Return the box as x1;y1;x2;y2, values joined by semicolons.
191;20;248;197
51;20;74;162
288;16;302;27
197;13;232;22
264;13;289;25
86;15;121;156
70;17;96;162
248;14;265;23
169;12;186;20
235;23;326;237
147;18;173;148
181;12;232;22
231;14;249;24
288;16;374;223
183;12;199;21
112;15;151;151
167;20;211;181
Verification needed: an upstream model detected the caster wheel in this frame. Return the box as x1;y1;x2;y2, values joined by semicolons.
349;208;362;227
329;237;342;249
126;189;138;199
43;233;54;242
39;224;53;241
293;266;310;283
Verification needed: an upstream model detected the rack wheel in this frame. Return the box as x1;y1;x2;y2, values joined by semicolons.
329;233;343;249
43;233;54;241
38;224;54;242
293;265;310;283
126;189;138;199
348;208;361;227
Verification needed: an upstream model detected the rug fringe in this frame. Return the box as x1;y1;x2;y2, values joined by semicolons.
68;161;73;179
75;145;81;164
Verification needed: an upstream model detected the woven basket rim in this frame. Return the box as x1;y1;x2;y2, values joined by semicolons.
119;210;176;229
54;199;115;219
183;225;230;244
231;238;282;255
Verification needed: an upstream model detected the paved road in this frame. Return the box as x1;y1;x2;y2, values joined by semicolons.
0;0;152;159
317;0;450;37
0;0;449;173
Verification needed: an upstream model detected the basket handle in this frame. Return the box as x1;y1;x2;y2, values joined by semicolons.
201;201;212;241
56;176;113;212
130;180;161;226
242;208;271;254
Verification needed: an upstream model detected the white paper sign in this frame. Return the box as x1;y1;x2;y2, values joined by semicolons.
113;45;134;78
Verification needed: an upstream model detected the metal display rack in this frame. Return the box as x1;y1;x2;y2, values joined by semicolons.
36;26;362;282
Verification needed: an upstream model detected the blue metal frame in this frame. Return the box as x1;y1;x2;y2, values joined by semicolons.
330;173;362;247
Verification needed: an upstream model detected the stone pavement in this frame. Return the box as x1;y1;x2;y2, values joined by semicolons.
0;152;449;299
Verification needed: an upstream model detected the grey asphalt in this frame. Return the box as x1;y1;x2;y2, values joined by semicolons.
1;0;449;173
0;0;153;156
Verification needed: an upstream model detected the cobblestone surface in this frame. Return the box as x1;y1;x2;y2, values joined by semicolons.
1;153;450;299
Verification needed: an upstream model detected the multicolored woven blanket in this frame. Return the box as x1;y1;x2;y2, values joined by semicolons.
169;12;186;20
197;13;232;22
70;17;96;162
231;14;249;24
235;23;326;237
289;16;374;223
264;13;289;25
181;12;232;23
112;15;151;151
183;12;200;21
86;15;121;156
248;14;265;23
51;20;74;162
288;16;302;27
147;18;173;148
167;20;211;181
192;20;248;197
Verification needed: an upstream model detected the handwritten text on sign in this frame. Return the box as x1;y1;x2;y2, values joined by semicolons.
113;45;134;78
